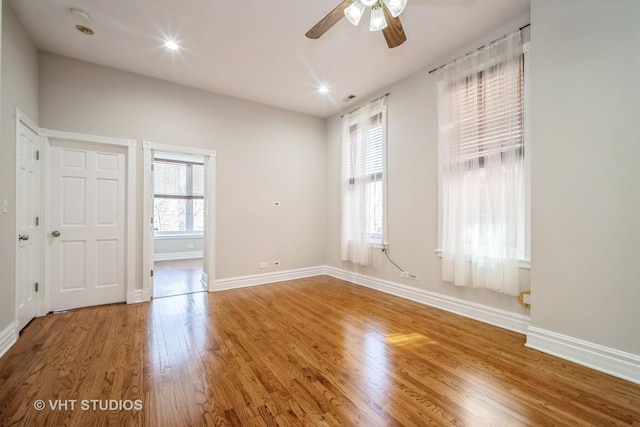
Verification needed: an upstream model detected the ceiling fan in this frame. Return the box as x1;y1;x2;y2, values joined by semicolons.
305;0;408;48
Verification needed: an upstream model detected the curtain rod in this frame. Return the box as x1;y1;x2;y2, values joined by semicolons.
341;92;390;118
427;23;530;75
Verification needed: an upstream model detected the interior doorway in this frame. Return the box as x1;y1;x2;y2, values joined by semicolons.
142;142;216;301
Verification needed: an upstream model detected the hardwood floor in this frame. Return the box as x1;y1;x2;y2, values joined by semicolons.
1;276;639;426
153;259;205;298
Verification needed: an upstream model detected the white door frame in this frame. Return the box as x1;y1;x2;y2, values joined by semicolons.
14;109;45;321
142;141;216;298
42;129;138;307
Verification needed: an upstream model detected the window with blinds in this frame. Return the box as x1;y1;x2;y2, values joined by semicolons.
154;158;204;233
439;48;526;259
445;61;524;167
347;112;384;237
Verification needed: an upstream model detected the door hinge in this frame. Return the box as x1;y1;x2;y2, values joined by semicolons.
150;216;154;224
150;270;154;277
36;150;40;160
35;282;39;292
35;216;39;226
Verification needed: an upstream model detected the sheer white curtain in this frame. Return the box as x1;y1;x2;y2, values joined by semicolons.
341;96;387;266
438;31;524;296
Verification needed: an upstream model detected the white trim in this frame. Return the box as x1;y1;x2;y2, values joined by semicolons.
433;249;531;270
142;145;153;301
143;141;214;157
324;266;530;334
0;322;18;360
212;266;326;292
127;289;147;304
154;233;203;240
154;251;203;261
526;326;640;385
45;129;134;148
15;109;39;134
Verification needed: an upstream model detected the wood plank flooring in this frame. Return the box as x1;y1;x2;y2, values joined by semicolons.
153;259;205;298
1;275;639;426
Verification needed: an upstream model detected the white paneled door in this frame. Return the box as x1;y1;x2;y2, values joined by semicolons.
48;140;126;311
16;118;40;331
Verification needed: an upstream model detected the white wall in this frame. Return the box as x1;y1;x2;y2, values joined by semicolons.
0;1;38;337
529;0;640;355
325;15;531;316
38;52;327;285
154;236;203;260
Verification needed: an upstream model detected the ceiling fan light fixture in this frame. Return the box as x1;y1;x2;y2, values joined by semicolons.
369;5;388;31
383;0;407;18
344;1;366;26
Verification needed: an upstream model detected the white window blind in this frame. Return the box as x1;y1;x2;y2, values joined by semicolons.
154;159;204;233
348;112;384;182
445;63;524;164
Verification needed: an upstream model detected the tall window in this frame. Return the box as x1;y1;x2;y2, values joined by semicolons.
437;31;525;295
154;155;204;234
341;96;387;266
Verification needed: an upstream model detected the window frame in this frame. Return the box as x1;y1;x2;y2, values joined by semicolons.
345;109;387;245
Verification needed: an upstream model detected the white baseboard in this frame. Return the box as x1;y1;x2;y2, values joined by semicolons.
0;321;18;359
324;266;530;334
154;251;203;261
213;266;326;291
526;326;640;385
126;287;151;304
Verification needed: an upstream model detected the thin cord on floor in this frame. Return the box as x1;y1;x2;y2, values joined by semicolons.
382;243;406;273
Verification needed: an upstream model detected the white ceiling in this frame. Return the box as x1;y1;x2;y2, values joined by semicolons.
10;0;529;118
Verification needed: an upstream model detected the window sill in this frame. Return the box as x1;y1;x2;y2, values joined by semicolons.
154;233;203;240
434;249;531;270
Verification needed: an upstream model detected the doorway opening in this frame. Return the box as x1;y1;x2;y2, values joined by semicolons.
142;142;216;301
152;152;205;298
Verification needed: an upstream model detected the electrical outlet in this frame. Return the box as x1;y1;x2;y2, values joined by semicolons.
523;293;531;304
259;262;268;269
187;244;194;249
273;260;280;267
400;271;409;279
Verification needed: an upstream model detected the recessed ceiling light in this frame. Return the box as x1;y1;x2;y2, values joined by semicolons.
318;85;329;94
164;40;179;50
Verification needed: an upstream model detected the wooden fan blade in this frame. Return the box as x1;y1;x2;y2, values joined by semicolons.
305;0;352;39
382;6;407;48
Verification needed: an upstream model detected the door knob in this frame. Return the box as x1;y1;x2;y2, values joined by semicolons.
51;230;61;237
18;234;29;241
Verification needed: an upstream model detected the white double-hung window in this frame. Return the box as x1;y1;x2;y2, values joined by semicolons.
341;96;387;266
153;154;205;235
437;31;525;295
